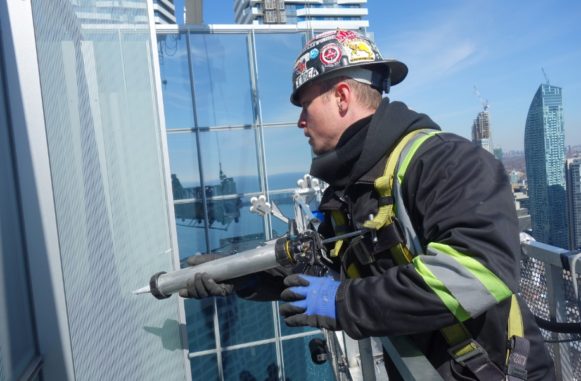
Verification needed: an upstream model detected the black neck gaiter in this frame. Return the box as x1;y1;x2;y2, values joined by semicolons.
309;115;372;188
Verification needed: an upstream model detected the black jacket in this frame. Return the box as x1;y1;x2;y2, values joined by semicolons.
310;98;554;380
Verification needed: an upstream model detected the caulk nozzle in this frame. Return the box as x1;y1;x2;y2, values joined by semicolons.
133;285;151;295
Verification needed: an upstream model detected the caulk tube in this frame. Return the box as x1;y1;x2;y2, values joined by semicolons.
148;238;292;299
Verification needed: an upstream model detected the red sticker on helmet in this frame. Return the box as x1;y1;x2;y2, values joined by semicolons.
320;44;342;65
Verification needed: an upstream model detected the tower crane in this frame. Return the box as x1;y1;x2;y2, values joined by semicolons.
473;85;489;112
541;67;550;85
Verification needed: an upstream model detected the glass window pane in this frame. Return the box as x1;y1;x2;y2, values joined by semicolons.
190;354;219;380
263;125;312;191
159;33;194;130
199;129;260;194
184;299;216;352
190;34;254;127
217;297;275;347
255;33;305;124
280;313;319;337
283;334;336;380
222;344;278;381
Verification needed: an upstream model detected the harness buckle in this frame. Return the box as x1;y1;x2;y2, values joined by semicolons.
448;339;488;366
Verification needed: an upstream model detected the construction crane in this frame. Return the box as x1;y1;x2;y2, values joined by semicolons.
541;67;550;85
473;85;489;112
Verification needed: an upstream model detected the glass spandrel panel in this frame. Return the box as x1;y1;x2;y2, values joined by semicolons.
29;1;188;379
282;334;335;380
158;33;195;130
255;33;304;124
190;33;253;128
217;296;275;347
190;354;219;380
222;343;278;381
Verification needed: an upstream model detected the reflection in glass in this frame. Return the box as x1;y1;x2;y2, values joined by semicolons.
222;344;278;381
263;126;312;190
283;335;335;380
158;33;194;129
190;34;254;127
190;354;219;380
198;129;260;194
218;296;274;347
184;299;216;352
255;33;304;124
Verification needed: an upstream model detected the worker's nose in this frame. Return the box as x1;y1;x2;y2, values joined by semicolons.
297;110;306;129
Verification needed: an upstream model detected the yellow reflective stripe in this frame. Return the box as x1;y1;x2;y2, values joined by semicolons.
364;130;425;230
331;211;348;257
508;294;524;337
412;256;471;322
397;131;441;185
428;242;512;303
347;263;361;278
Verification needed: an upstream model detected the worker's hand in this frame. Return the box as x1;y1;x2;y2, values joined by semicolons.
279;274;340;331
178;253;234;299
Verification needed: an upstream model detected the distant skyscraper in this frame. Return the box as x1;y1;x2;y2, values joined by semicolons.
472;110;493;153
566;158;581;249
234;0;369;30
524;83;568;248
152;0;176;24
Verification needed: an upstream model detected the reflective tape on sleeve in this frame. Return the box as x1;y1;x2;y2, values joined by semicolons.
413;243;512;319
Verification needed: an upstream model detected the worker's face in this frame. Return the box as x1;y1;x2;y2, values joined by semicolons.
297;83;342;155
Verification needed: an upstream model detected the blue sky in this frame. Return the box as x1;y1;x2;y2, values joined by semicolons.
176;0;581;152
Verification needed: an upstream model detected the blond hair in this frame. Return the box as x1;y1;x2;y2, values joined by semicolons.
319;75;382;110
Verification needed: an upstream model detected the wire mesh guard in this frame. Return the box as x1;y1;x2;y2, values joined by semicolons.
520;255;581;379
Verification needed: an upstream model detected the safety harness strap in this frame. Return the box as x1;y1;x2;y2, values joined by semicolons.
506;295;529;380
378;129;528;380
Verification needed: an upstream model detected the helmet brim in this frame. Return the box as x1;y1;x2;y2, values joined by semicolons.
290;59;408;106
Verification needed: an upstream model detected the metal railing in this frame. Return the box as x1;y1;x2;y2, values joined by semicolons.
347;240;581;380
520;240;581;380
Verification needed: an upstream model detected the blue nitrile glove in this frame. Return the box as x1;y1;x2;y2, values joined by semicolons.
279;274;341;330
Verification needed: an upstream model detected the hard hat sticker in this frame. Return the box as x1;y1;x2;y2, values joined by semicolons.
294;52;310;74
320;44;342;65
309;48;319;60
345;39;375;63
295;67;319;89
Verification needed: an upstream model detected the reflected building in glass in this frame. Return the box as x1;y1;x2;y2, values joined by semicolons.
566;158;581;250
524;83;568;248
234;0;369;30
157;26;336;379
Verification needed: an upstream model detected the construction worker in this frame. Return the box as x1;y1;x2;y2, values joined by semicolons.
180;30;555;380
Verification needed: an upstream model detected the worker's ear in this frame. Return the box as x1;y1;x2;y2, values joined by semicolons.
334;81;351;115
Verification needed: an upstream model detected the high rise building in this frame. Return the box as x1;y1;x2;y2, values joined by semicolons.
73;0;176;25
566;158;581;249
524;83;568;248
472;109;493;154
234;0;369;30
153;0;177;24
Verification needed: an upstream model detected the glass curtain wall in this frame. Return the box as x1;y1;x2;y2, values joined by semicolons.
0;39;40;381
23;1;189;379
158;28;334;380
